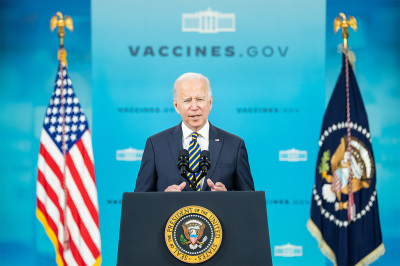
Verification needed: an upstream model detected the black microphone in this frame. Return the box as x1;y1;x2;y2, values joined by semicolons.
178;149;196;191
199;150;211;173
177;149;190;175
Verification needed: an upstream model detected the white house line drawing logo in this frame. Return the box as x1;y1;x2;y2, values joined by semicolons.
279;148;308;162
182;7;235;34
116;147;143;161
274;243;303;257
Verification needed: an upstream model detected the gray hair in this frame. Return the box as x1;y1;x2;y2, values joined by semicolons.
173;72;212;100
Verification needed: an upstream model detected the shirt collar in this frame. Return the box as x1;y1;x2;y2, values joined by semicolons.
182;121;209;140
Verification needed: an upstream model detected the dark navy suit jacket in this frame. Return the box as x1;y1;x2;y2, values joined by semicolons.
134;123;255;192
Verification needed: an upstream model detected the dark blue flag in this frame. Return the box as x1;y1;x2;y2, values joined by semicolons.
307;52;385;265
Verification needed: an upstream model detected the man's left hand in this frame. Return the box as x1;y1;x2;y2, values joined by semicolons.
207;179;227;191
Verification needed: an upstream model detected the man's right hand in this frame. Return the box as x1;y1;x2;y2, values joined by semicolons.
165;182;186;192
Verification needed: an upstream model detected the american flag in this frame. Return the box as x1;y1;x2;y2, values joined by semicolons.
36;62;101;266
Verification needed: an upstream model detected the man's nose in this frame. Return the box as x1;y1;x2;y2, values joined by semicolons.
190;101;199;110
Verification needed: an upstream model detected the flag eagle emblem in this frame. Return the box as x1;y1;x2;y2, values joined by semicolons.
320;135;374;211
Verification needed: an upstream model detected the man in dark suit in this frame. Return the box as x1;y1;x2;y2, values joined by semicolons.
134;73;254;192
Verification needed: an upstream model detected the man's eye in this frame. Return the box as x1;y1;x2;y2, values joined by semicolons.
183;99;190;103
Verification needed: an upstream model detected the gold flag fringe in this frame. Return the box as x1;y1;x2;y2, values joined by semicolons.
307;218;385;266
307;218;337;265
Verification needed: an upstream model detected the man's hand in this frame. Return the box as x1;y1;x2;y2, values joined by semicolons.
165;182;186;192
207;179;227;191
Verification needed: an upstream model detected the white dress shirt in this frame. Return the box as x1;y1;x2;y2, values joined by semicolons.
181;121;210;189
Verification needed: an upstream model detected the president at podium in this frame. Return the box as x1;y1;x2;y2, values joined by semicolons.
134;73;255;192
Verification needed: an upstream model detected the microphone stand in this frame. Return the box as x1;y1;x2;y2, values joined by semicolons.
192;170;207;190
181;169;208;191
180;170;196;191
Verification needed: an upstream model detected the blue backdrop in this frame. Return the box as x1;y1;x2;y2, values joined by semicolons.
0;0;399;265
92;1;325;264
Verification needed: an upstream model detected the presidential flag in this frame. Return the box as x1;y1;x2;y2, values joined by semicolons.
36;62;101;265
307;51;385;265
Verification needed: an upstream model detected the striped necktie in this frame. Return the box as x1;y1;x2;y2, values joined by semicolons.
188;132;201;191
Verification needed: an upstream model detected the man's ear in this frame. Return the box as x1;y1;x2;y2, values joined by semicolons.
173;98;180;114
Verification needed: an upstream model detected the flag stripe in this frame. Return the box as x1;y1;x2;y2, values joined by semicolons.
37;155;65;211
37;185;66;265
37;169;64;225
64;166;101;242
36;202;66;266
69;142;99;210
38;171;95;265
37;182;64;242
40;143;64;185
67;189;100;258
81;130;94;164
66;207;96;265
76;135;95;183
40;129;65;169
66;152;100;228
63;245;79;266
65;229;85;266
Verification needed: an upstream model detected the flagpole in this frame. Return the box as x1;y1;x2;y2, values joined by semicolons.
50;11;74;250
334;13;357;221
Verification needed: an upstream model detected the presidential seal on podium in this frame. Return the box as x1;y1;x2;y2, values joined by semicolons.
165;206;222;264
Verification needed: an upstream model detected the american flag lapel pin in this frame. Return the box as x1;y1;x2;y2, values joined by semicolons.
215;139;220;142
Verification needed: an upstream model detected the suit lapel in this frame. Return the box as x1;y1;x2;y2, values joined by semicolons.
202;123;223;191
167;123;191;191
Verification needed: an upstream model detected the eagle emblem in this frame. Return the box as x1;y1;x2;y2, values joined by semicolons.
181;220;208;250
165;206;222;263
319;136;374;211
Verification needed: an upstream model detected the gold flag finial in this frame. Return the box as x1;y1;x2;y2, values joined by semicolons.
50;12;73;66
334;13;357;49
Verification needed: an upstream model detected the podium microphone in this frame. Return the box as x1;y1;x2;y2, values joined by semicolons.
177;149;189;175
178;149;197;190
199;150;211;173
191;150;211;190
178;149;210;191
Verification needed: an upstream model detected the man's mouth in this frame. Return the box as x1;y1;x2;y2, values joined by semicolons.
190;115;201;119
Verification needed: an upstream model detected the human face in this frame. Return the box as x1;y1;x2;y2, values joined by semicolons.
173;79;213;132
